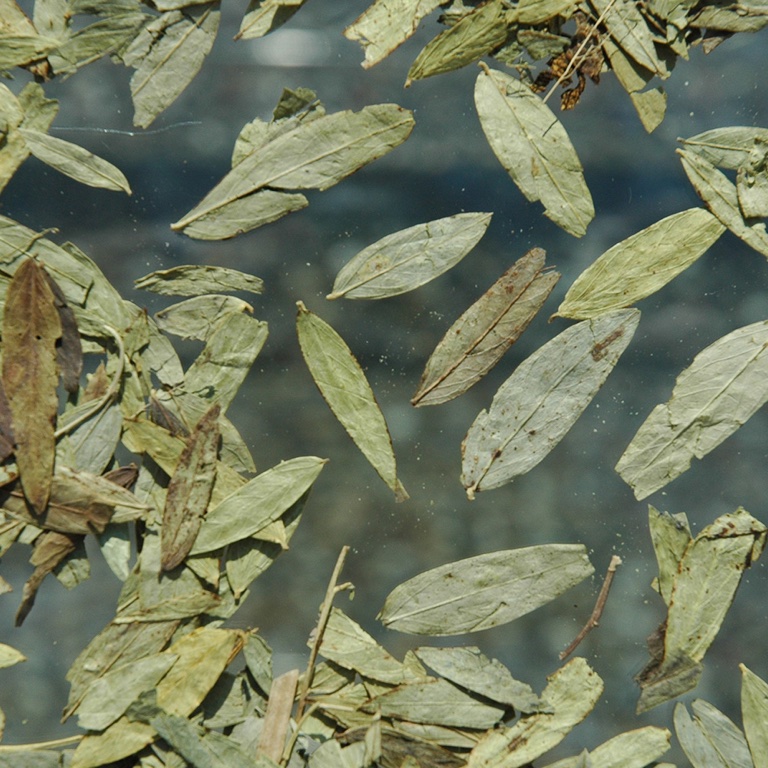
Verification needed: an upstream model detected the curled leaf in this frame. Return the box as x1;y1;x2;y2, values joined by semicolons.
297;301;407;500
378;545;594;635
413;248;559;406
462;309;640;498
135;264;264;297
328;212;492;300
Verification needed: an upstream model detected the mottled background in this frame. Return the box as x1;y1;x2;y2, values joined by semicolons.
1;2;767;763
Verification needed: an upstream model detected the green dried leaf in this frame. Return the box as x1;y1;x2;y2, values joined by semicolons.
462;309;639;497
378;545;593;635
58;398;123;475
0;642;26;668
542;726;671;767
617;319;768;499
689;0;768;32
467;658;603;767
648;506;691;605
414;646;544;713
475;65;594;237
172;103;414;239
155;295;254;340
406;1;508;85
135;264;264;297
518;0;579;24
367;678;506;729
344;0;443;68
18;128;131;193
556;209;724;319
678;148;768;259
328;212;491;300
1;259;61;513
123;5;220;128
161;403;220;571
319;607;419;685
413;248;559;406
740;664;768;765
637;509;766;713
679;127;768;170
77;651;178;731
589;0;668;76
236;0;309;39
190;455;326;554
673;700;751;768
296;301;407;500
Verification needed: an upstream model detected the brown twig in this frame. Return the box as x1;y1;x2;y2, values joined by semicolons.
295;545;352;720
560;554;622;660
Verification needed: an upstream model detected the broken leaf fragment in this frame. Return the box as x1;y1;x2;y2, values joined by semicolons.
616;319;768;500
741;664;768;763
297;301;407;500
236;0;309;39
378;545;593;635
328;212;491;300
413;248;559;406
462;309;639;497
556;208;724;319
636;508;766;713
1;258;61;514
475;64;593;237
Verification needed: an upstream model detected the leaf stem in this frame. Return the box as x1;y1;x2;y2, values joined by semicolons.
560;554;622;659
0;734;83;752
296;545;352;720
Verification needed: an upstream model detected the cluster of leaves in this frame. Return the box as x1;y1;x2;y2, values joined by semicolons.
1;0;768;767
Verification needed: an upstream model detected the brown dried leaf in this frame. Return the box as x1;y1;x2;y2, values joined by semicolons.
0;379;16;462
1;259;62;513
161;403;221;571
43;267;83;395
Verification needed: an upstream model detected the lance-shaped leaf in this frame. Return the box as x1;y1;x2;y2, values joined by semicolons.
328;212;491;300
236;0;309;39
741;665;768;764
123;5;221;128
556;209;724;319
18;128;131;193
190;455;326;554
616;319;768;500
366;678;506;729
679;127;768;170
413;248;559;406
462;309;639;498
674;700;751;768
161;403;220;571
1;259;61;513
589;0;668;76
296;301;407;500
344;0;443;68
414;646;544;713
542;726;671;767
135;264;264;297
678;149;768;259
172;103;414;239
378;545;593;635
406;1;508;85
154;295;254;340
636;509;766;713
475;65;593;237
467;658;603;767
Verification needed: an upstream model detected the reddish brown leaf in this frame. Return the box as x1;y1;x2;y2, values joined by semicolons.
1;259;62;513
161;403;221;571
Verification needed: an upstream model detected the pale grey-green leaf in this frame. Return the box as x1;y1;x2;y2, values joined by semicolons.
462;309;639;497
475;66;593;237
328;212;491;300
135;265;264;297
740;664;768;767
155;295;254;341
236;0;308;39
378;545;593;635
679;127;768;170
616;320;768;499
542;726;670;768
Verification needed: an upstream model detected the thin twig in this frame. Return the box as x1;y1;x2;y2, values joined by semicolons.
296;545;352;720
560;554;622;660
542;0;618;105
0;734;83;752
